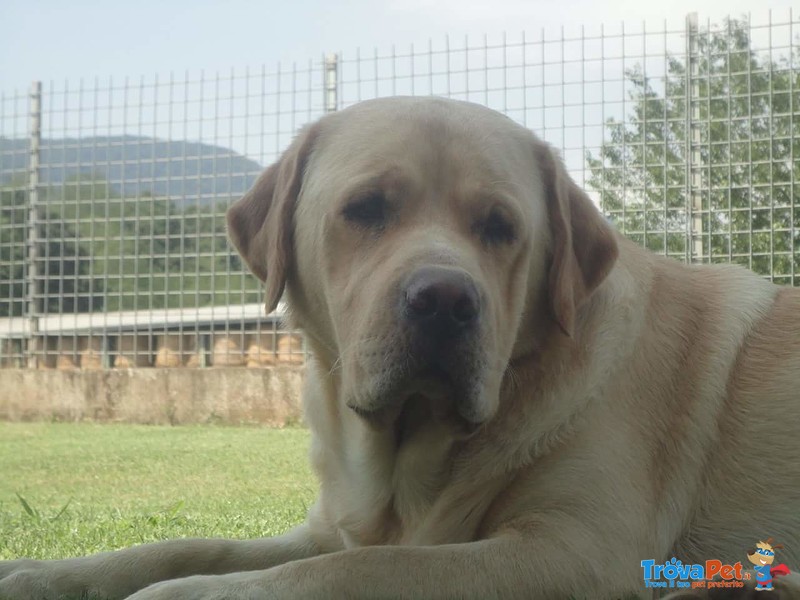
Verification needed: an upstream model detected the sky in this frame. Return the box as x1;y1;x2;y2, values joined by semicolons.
1;0;797;94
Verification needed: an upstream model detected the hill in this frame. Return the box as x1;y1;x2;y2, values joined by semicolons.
0;136;261;204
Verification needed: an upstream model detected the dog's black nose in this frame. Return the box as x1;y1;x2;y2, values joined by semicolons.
403;267;480;336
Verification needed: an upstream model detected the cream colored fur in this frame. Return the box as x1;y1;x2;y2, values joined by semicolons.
1;97;798;600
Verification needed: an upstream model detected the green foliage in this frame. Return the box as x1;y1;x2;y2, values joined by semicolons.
0;183;26;317
1;178;104;317
0;172;262;317
586;19;800;284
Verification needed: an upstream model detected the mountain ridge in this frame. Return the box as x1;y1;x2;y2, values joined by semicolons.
0;135;262;204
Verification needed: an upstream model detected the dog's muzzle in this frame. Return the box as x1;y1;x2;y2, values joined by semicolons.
345;265;488;432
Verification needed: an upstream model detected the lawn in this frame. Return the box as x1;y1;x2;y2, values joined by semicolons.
1;423;645;600
0;422;316;561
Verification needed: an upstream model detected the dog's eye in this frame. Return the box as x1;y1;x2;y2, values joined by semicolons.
477;208;516;245
342;193;388;228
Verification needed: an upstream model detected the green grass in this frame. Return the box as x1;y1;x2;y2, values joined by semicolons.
0;422;316;561
1;423;646;599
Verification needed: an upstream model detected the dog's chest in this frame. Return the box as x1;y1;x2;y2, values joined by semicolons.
318;419;457;548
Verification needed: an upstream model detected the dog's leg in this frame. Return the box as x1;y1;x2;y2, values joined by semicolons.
125;530;649;600
0;524;323;600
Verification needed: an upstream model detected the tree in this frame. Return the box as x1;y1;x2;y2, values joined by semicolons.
586;18;799;286
99;195;256;311
0;174;105;317
0;178;27;317
2;171;257;316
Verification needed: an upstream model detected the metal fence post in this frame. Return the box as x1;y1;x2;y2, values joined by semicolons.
685;13;704;264
26;81;42;369
324;53;339;113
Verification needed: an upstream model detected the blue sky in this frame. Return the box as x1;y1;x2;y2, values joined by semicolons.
1;0;795;94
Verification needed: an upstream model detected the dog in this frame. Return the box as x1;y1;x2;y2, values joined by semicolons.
1;96;798;599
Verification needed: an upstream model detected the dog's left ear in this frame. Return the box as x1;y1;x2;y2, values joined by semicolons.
535;142;619;337
227;124;319;312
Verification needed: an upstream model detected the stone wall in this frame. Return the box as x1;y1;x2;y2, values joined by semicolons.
0;367;304;426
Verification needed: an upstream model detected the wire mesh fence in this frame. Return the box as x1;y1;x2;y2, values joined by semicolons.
1;9;797;369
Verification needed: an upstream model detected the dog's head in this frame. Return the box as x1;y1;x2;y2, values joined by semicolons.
228;97;617;432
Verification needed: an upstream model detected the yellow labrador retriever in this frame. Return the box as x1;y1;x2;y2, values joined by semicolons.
1;97;799;599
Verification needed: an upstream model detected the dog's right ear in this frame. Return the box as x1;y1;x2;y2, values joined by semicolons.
227;124;319;313
535;141;619;338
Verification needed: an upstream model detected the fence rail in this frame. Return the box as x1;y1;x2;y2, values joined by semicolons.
1;9;798;369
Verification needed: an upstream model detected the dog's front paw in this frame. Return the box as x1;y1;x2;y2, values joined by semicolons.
0;566;55;600
126;575;270;600
0;559;43;580
0;559;124;600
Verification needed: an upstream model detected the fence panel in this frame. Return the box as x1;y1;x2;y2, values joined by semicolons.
0;9;797;369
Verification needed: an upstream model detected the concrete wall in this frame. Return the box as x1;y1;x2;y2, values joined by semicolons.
0;367;304;426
